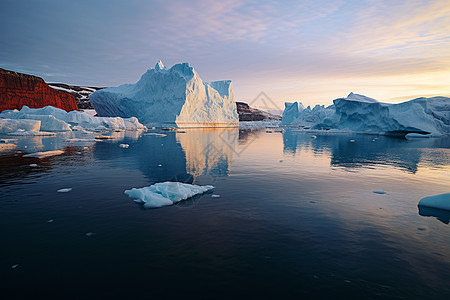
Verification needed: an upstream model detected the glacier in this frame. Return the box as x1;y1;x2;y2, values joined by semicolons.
89;61;239;127
281;93;450;136
124;182;214;208
0;105;147;132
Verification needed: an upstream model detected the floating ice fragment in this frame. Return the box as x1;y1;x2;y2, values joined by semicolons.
48;219;54;223
23;150;64;158
157;164;162;167
418;193;450;211
373;190;386;194
95;135;114;140
311;135;317;139
11;264;19;269
119;144;129;148
349;139;356;143
211;194;221;198
29;164;38;167
144;133;167;137
124;182;214;208
57;188;72;193
86;232;96;237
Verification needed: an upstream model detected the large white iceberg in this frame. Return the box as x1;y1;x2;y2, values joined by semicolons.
124;182;214;208
281;93;450;136
90;61;239;127
0;105;147;132
418;193;450;211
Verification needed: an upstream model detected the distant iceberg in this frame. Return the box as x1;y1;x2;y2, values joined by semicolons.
124;182;214;208
90;61;239;127
0;105;147;132
281;93;450;136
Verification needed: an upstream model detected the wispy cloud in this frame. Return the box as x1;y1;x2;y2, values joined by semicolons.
1;0;449;105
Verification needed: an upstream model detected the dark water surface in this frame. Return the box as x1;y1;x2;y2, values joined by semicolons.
1;129;450;299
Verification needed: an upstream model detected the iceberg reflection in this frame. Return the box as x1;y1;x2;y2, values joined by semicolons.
282;130;450;173
177;128;238;178
418;206;450;225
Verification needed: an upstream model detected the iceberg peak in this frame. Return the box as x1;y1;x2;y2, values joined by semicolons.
155;60;165;71
346;92;379;103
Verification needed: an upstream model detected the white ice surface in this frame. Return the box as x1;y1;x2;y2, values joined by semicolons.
124;182;214;208
90;61;238;127
280;93;450;135
0;105;147;132
0;118;41;133
418;193;450;211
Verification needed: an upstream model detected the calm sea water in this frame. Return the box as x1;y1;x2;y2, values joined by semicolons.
1;128;449;299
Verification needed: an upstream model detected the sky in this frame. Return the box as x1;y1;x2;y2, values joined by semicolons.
1;0;450;110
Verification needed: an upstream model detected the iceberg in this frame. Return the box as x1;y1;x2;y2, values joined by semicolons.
281;93;450;136
124;182;214;208
0;105;147;132
0;118;41;133
90;61;239;127
418;193;450;211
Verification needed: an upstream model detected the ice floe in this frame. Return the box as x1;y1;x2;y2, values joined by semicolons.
418;193;450;211
124;182;214;208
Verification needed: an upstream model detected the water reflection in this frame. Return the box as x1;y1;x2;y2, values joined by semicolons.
92;128;238;183
176;128;238;178
283;130;450;173
418;206;450;225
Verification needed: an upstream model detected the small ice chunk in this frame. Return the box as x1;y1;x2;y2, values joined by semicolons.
29;164;38;167
48;219;54;223
119;143;130;148
211;194;221;198
311;135;317;139
95;135;114;140
23;150;64;158
418;193;450;211
349;139;356;143
373;190;386;194
158;164;163;167
124;182;214;208
86;232;96;237
144;133;167;137
11;264;19;269
57;188;72;193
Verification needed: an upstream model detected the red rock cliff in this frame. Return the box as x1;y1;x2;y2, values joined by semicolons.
0;68;78;112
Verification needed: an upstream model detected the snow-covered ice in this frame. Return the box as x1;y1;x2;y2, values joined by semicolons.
0;105;147;132
280;93;450;136
119;143;129;148
418;193;450;211
0;118;41;133
90;61;239;127
124;182;214;208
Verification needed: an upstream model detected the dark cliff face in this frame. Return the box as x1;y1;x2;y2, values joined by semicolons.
236;101;281;121
0;68;78;112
